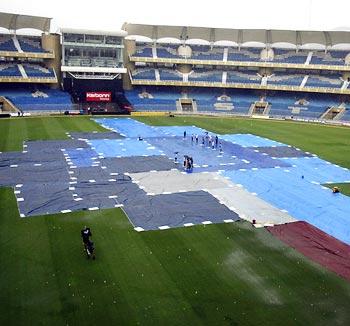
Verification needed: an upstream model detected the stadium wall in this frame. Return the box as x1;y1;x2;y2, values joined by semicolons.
42;33;61;88
123;39;136;90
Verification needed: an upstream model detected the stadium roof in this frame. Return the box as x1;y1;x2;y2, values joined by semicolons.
0;12;51;32
60;27;127;37
122;23;350;46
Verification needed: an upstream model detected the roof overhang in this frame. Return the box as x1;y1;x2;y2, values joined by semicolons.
61;66;127;74
60;27;127;38
0;12;51;32
123;23;350;47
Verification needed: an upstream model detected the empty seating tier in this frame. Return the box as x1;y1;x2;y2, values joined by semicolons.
0;87;73;112
0;34;48;53
131;42;350;68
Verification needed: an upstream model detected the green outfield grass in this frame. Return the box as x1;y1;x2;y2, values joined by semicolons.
1;116;350;326
0;116;106;152
324;183;350;197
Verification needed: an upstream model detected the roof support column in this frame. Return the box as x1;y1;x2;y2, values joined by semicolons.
152;26;158;43
238;30;243;50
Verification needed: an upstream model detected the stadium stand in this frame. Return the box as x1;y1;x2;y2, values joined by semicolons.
267;72;304;86
17;36;46;53
227;47;261;62
159;68;183;81
305;73;343;89
132;68;156;80
131;43;350;68
125;84;350;121
226;70;261;84
266;92;341;118
342;109;350;121
310;51;348;66
0;35;17;52
190;45;224;60
0;86;73;112
124;87;177;111
0;13;78;115
133;42;153;57
0;34;48;53
0;63;22;77
191;88;258;113
188;69;222;83
272;49;308;64
156;44;179;58
23;64;56;78
125;86;260;114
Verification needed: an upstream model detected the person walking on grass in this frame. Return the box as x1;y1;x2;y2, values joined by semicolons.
81;226;92;250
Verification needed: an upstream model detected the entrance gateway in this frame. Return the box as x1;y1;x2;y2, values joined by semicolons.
177;98;198;112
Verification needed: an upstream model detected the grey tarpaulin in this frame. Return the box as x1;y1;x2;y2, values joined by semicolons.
102;156;178;174
69;132;124;140
251;146;314;158
0;137;240;230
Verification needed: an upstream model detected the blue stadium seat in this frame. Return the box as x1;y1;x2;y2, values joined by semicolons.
267;72;304;86
0;63;21;77
188;69;222;82
0;38;17;52
159;69;182;81
18;37;46;53
132;68;156;80
133;45;153;57
0;87;73;112
227;70;261;84
305;74;343;89
23;64;55;78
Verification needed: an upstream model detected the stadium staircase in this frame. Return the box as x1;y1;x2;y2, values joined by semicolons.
300;75;309;88
183;72;189;82
155;68;160;81
223;48;228;62
152;45;157;58
0;96;20;114
248;103;255;115
176;100;182;112
12;36;23;52
320;105;346;120
341;80;349;90
263;104;271;115
305;52;313;65
249;100;271;116
333;105;347;120
17;64;28;78
222;71;227;84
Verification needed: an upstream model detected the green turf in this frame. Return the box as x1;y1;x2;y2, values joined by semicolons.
1;116;350;325
323;183;350;197
0;116;106;152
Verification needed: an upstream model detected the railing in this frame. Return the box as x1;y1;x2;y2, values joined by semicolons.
4;103;79;116
129;55;350;72
0;76;57;83
129;108;350;124
130;79;350;95
0;50;55;59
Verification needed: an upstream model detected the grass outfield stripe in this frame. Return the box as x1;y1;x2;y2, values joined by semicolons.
0;182;349;325
0;116;108;152
1;117;350;324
